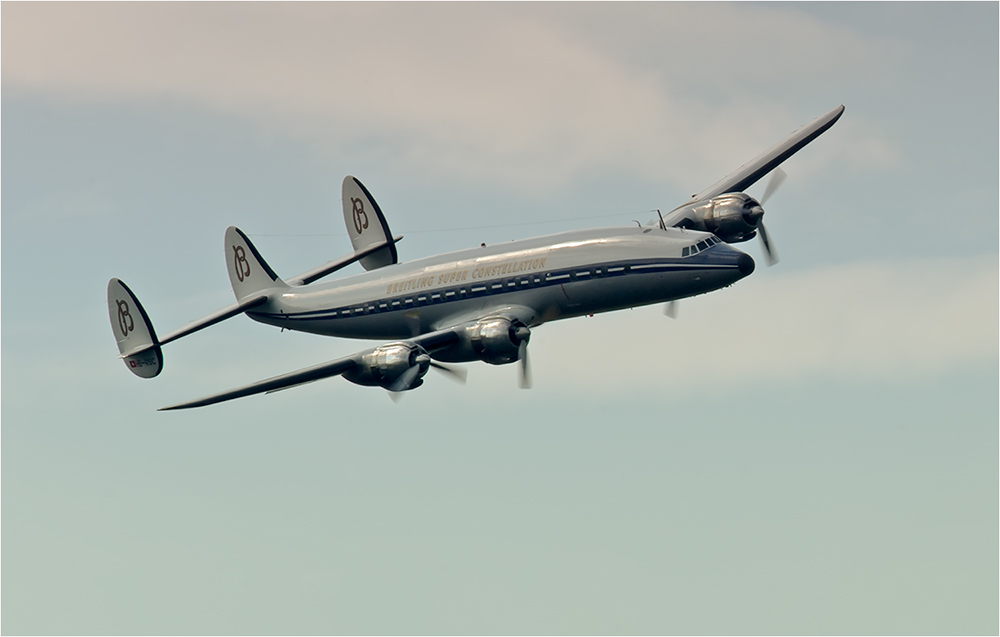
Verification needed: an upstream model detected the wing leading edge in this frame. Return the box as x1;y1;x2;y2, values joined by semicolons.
684;104;844;208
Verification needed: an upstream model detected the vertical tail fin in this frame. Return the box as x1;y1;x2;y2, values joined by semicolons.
342;176;398;270
225;226;288;302
107;278;163;378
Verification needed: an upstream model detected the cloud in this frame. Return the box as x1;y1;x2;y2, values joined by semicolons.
2;3;901;193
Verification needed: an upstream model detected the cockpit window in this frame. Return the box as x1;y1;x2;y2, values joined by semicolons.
697;240;708;251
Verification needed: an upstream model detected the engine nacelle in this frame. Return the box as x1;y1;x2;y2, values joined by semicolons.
432;316;530;365
675;192;763;244
343;342;430;390
470;317;529;365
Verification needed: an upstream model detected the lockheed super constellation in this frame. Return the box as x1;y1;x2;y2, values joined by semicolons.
108;105;844;409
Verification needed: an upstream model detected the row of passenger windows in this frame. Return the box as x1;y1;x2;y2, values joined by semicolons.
331;266;634;317
682;235;721;257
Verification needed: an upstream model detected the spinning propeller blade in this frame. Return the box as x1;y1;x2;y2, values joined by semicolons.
758;222;779;266
760;167;787;205
518;340;532;389
430;361;468;384
757;168;785;266
388;362;423;393
387;352;430;401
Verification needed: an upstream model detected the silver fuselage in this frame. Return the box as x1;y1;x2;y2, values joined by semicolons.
247;225;754;345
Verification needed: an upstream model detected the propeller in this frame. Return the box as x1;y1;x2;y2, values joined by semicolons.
429;360;468;384
387;352;430;401
404;310;421;337
754;167;785;267
757;222;779;267
513;325;532;389
517;340;532;389
759;167;786;205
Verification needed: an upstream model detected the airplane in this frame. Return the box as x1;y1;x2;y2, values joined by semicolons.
108;105;845;410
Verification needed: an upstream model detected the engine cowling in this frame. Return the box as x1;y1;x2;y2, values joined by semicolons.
675;192;764;244
432;316;530;365
469;317;530;365
343;342;430;391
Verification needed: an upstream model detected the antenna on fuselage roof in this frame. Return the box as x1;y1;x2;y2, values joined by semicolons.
656;209;666;231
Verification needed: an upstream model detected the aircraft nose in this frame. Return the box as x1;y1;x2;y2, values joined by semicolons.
738;252;755;276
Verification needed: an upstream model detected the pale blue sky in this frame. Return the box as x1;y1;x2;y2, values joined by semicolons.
2;3;997;634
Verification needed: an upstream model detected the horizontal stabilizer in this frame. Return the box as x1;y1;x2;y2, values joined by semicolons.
343;176;398;271
156;295;268;347
287;235;403;286
107;278;163;378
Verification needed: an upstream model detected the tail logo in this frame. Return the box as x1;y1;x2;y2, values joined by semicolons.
232;244;251;282
351;197;369;235
116;299;134;337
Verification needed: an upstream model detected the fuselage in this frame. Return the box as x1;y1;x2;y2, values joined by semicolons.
247;225;754;341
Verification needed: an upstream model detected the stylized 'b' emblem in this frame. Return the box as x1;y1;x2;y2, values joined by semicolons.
351;197;369;235
117;299;134;337
232;245;250;282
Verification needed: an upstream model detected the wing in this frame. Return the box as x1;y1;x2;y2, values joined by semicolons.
669;105;845;216
157;328;460;411
157;356;360;411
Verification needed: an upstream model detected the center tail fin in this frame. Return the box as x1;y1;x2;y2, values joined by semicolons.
225;226;288;302
342;176;398;270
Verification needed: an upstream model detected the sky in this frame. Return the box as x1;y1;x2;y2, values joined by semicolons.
2;3;997;634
